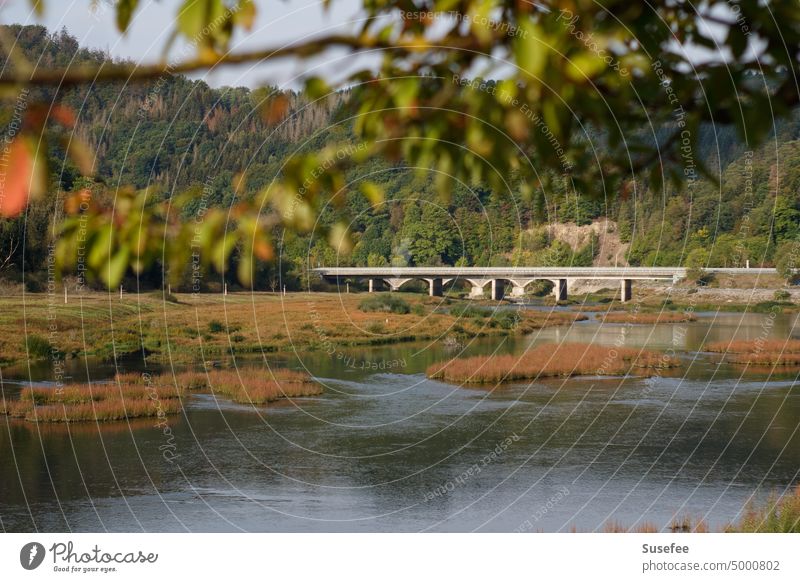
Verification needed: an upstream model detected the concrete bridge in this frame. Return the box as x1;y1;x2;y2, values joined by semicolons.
314;267;777;302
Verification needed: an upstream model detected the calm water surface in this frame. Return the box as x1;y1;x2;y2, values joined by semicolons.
2;310;799;532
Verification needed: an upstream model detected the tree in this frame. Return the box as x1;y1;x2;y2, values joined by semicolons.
4;1;800;287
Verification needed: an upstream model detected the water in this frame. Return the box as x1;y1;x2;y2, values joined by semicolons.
2;311;799;532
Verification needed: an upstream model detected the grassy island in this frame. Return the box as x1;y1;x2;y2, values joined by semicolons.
427;342;679;384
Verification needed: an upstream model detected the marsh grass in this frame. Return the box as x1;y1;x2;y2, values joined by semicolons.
0;293;583;365
705;339;800;365
358;294;411;314
728;486;800;532
705;339;800;353
427;343;678;384
162;368;322;405
2;367;321;422
2;381;183;423
599;312;696;324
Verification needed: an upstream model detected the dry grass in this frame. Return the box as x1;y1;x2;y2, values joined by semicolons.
704;339;800;365
1;381;183;423
705;339;800;353
599;312;696;324
603;517;708;533
426;342;678;384
1;366;320;421
156;368;322;404
728;485;800;532
0;292;584;365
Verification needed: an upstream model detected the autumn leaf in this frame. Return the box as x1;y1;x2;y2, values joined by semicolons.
0;139;33;217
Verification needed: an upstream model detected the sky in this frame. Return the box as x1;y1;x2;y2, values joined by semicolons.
0;0;379;88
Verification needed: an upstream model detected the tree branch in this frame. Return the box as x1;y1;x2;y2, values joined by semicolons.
0;33;479;88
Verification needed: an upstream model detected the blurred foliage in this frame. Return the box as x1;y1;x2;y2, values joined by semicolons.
2;0;800;287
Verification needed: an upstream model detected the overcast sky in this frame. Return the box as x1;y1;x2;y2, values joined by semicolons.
0;0;379;88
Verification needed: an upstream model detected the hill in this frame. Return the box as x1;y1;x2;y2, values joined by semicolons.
1;25;799;291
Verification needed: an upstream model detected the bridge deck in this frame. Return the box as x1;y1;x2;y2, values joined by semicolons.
314;267;776;280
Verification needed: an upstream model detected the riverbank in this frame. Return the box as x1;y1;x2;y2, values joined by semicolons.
0;292;584;366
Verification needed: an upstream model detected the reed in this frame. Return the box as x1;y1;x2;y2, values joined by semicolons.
704;339;800;365
427;343;678;384
163;368;322;404
2;380;184;423
728;486;800;532
599;312;696;324
728;353;800;366
23;398;183;423
705;339;800;354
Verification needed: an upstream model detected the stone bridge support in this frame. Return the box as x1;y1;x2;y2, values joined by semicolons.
509;279;535;298
426;278;443;297
384;278;412;292
554;278;568;301
621;279;632;302
368;278;381;293
466;279;490;299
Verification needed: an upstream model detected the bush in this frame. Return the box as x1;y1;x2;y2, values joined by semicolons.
686;268;715;286
412;303;426;316
163;292;180;304
208;320;225;333
450;305;491;318
490;310;521;329
366;321;386;333
774;289;791;301
359;294;410;314
26;334;54;359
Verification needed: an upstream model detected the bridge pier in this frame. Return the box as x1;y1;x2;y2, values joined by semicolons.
554;278;568;301
467;279;490;299
509;279;535;298
368;278;380;293
384;278;411;292
491;279;506;301
621;279;632;302
428;278;443;297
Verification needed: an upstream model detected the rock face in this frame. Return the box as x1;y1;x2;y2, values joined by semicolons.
544;219;630;293
546;219;630;267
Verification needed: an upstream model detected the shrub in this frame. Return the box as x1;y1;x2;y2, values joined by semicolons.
358;294;410;314
207;320;225;333
366;321;386;334
490;311;521;329
26;334;54;359
774;289;791;301
450;305;491;318
412;303;426;316
164;292;180;304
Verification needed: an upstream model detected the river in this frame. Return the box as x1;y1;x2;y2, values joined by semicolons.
2;310;799;532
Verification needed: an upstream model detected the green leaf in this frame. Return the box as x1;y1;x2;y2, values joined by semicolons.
101;245;130;288
116;0;139;33
177;0;223;41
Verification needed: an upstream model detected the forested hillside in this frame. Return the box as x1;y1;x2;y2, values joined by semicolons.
2;25;799;291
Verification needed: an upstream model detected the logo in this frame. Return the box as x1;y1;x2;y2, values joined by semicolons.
20;542;46;570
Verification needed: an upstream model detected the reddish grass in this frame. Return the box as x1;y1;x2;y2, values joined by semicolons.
599;312;696;324
2;381;183;423
705;339;800;354
603;517;708;533
705;339;800;365
23;398;182;423
160;368;322;404
426;343;678;384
